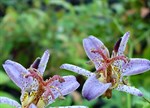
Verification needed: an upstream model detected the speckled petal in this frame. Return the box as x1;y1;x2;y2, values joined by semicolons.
115;84;143;96
83;36;109;70
122;58;150;76
2;60;30;89
0;97;21;108
82;75;111;100
60;64;93;77
38;50;50;75
47;75;80;105
117;32;130;56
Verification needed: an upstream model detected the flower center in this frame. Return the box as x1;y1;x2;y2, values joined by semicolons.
21;68;65;108
91;49;128;98
110;66;121;89
91;49;127;73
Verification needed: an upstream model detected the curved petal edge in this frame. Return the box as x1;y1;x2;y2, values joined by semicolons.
115;84;143;97
82;75;111;100
0;97;21;108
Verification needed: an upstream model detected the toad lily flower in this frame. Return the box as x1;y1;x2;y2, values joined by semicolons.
0;50;80;108
60;32;150;100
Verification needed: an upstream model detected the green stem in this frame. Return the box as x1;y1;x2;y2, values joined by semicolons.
143;97;150;104
127;93;131;108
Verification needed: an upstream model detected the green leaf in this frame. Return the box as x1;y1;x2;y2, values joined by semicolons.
0;71;10;85
0;91;16;100
0;104;16;108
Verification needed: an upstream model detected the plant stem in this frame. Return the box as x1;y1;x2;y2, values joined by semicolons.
127;93;131;108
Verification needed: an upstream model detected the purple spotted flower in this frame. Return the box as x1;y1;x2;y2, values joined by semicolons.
0;50;80;108
60;32;150;100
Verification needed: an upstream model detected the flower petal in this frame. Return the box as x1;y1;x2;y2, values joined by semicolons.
29;104;37;108
115;84;143;96
83;36;109;70
60;64;93;77
82;75;111;100
38;50;50;75
2;60;31;89
122;58;150;76
47;75;80;104
117;32;130;56
0;97;21;108
59;76;80;95
30;57;41;69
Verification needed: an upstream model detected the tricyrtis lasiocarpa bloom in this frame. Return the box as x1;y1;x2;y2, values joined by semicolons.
60;32;150;100
0;50;79;108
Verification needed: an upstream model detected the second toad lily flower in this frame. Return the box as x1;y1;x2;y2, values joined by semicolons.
60;32;150;100
1;50;80;108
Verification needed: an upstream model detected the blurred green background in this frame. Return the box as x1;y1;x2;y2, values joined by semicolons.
0;0;150;108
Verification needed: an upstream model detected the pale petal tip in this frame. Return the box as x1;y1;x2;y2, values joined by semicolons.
44;49;50;55
37;49;50;75
138;93;143;97
122;31;130;38
122;32;130;40
126;31;130;35
126;32;130;38
148;60;150;66
83;35;95;42
60;64;66;69
83;38;88;43
88;35;95;38
4;60;11;64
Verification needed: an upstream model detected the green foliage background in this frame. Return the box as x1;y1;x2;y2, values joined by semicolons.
0;0;150;108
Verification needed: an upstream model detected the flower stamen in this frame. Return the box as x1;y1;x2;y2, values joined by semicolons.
91;49;108;62
91;49;128;73
24;68;65;107
50;86;65;100
25;68;43;82
45;75;65;85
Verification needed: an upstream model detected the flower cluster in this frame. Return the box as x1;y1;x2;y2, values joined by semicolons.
0;50;81;108
60;32;150;100
0;32;150;108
